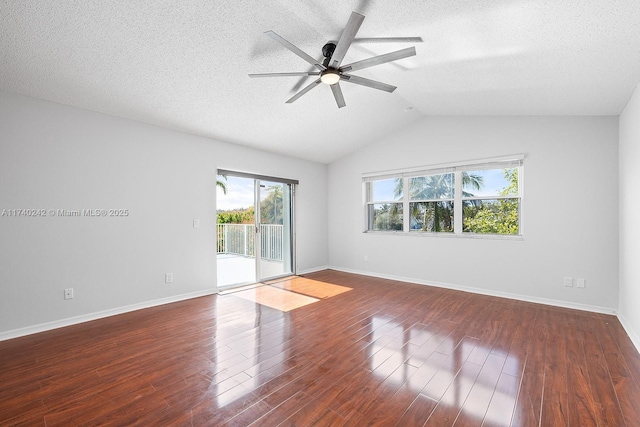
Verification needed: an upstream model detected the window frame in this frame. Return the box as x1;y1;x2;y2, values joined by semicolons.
364;178;404;232
407;172;456;233
363;155;524;239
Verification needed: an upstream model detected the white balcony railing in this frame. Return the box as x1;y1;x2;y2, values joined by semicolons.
216;223;283;261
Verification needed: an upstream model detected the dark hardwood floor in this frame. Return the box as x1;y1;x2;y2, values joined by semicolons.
1;270;640;426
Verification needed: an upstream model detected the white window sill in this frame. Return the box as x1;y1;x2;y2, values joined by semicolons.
363;230;524;241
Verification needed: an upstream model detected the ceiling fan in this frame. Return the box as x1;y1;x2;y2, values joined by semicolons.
249;11;420;108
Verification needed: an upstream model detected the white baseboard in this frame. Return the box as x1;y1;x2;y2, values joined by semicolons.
297;265;329;275
328;266;618;316
617;313;640;354
0;289;218;342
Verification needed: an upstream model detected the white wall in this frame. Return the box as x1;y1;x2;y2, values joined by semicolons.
328;116;619;312
619;83;640;348
0;91;327;338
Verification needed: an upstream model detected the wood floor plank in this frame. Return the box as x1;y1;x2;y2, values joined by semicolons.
0;270;638;426
421;337;479;402
242;390;309;426
593;316;640;426
482;372;519;427
581;318;627;426
564;312;600;426
509;309;547;427
539;309;569;426
395;392;438;426
354;384;422;426
423;360;482;426
453;352;507;427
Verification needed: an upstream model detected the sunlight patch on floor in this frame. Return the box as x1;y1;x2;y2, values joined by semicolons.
232;285;319;312
270;276;353;299
228;276;353;312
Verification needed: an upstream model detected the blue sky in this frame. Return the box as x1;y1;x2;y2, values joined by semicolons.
217;176;287;210
466;169;512;197
217;176;254;210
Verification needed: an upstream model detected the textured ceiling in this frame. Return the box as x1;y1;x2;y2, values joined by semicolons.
1;0;639;163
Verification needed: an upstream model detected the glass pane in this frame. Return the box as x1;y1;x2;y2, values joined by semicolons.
409;173;454;200
217;176;256;287
259;181;293;280
260;182;285;226
371;179;402;202
463;199;519;235
463;168;518;198
409;202;454;232
368;203;403;231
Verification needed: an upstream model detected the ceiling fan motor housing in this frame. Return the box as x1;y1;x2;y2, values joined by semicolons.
322;42;337;66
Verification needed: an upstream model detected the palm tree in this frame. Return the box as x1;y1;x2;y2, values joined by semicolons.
217;174;227;195
461;172;483;196
394;172;483;232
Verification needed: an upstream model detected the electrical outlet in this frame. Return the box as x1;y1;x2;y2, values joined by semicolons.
564;277;573;287
64;288;74;300
165;273;173;284
577;278;586;288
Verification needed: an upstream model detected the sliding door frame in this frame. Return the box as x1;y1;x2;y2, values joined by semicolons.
218;169;297;282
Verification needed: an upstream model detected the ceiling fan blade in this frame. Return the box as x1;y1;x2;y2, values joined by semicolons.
330;82;346;108
354;37;423;43
341;74;397;92
290;65;319;93
286;79;322;103
330;12;365;68
340;47;416;73
264;31;326;71
249;72;321;78
355;0;372;16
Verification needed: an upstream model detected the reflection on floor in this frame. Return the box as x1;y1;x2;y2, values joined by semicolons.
229;276;353;312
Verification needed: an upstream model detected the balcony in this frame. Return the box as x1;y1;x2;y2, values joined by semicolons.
217;224;288;288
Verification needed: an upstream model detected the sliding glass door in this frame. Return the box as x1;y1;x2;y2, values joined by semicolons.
257;180;293;281
217;171;296;288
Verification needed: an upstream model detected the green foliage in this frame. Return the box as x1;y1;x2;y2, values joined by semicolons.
388;169;519;234
260;185;284;224
463;169;519;235
373;203;403;231
217;184;286;225
412;201;453;232
217;207;254;224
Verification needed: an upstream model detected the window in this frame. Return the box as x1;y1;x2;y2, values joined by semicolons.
366;178;403;231
363;156;523;237
408;173;454;232
462;168;520;235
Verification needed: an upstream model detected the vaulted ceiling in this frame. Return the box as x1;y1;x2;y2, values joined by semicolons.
2;1;639;163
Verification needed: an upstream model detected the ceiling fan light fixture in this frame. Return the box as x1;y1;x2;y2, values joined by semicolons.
320;69;341;85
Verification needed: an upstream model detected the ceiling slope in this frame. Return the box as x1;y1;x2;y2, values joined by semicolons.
1;0;639;163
